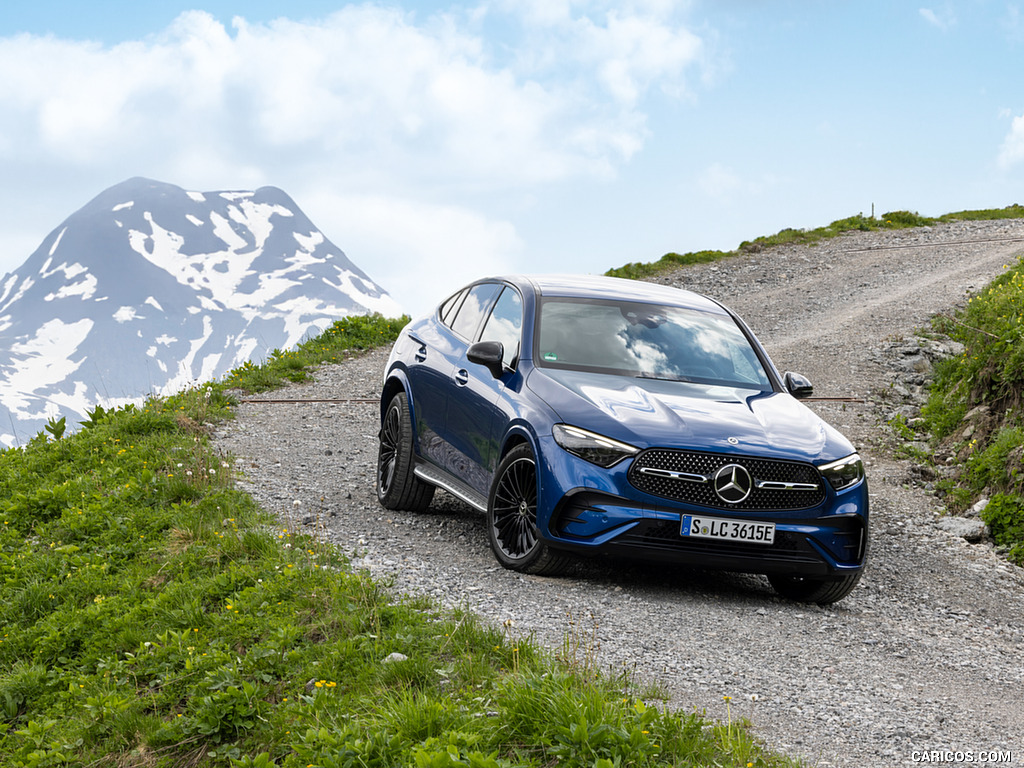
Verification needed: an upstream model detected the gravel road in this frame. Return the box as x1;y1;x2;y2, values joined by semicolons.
216;219;1024;767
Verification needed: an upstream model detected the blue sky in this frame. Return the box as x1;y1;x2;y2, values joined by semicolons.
2;1;1023;315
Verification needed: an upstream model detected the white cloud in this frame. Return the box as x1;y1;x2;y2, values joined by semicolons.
0;3;710;297
698;163;743;200
0;5;705;185
919;6;956;30
581;10;703;106
998;113;1024;169
304;190;523;316
697;162;777;203
493;0;705;109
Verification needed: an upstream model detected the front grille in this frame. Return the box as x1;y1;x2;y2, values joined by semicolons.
614;520;821;564
628;449;825;511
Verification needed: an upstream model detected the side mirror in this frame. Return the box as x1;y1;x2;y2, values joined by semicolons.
783;371;814;399
467;340;506;378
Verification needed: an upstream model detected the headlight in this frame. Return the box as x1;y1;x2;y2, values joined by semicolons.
552;424;639;468
820;453;864;491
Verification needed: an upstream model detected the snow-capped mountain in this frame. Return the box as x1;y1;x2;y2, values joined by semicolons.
0;177;401;447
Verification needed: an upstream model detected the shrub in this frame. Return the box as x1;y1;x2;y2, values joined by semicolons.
981;494;1024;565
924;258;1024;439
878;210;933;227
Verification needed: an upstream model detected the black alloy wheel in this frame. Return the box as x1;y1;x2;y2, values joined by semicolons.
487;443;570;575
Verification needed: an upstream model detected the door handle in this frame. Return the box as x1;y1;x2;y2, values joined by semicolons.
454;369;469;386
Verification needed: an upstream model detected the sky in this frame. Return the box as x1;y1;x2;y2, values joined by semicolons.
1;0;1023;316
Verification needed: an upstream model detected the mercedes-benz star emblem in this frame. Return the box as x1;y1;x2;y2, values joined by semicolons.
713;464;753;504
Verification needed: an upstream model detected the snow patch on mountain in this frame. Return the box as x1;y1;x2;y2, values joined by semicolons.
0;177;402;447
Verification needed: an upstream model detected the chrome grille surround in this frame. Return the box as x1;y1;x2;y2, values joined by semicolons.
628;448;825;511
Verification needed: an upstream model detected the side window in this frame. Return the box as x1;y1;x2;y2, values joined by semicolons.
450;283;500;340
480;286;523;368
439;288;467;327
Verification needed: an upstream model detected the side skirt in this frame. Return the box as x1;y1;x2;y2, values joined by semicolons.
414;462;489;512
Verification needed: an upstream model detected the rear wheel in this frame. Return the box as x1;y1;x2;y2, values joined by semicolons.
376;392;434;512
768;570;862;605
487;444;570;576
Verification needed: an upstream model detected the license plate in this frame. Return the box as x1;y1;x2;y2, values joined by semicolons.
681;515;775;545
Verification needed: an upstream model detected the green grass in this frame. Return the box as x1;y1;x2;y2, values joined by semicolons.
605;249;734;280
223;314;410;393
0;316;799;767
606;204;1024;280
924;260;1024;437
919;257;1024;565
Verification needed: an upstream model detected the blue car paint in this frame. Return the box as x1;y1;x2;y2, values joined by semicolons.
525;367;853;464
381;274;869;580
528;416;868;574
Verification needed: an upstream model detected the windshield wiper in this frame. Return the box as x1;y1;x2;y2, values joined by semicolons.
635;373;693;383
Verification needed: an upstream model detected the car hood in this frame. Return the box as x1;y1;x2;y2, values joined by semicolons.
527;367;854;464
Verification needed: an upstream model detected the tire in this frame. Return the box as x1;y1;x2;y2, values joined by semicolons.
487;443;570;576
768;570;863;605
769;529;869;605
376;392;434;512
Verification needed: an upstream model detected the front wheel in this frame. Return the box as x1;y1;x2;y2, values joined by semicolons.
376;392;434;512
487;444;570;576
768;570;862;605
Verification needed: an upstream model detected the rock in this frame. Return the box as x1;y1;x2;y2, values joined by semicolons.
936;516;989;542
969;498;990;518
382;652;408;664
922;339;965;361
964;405;991;422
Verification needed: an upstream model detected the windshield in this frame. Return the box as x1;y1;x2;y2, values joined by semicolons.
535;298;773;390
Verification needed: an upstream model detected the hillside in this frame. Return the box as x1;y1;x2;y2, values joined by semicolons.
606;205;1024;279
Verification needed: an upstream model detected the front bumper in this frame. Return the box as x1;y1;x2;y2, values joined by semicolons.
535;436;869;578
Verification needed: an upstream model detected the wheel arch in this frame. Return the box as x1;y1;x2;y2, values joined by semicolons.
496;423;540;465
380;370;412;424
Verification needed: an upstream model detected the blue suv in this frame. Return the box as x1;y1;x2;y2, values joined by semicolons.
377;275;868;604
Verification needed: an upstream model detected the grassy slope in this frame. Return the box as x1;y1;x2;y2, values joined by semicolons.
0;314;795;767
918;258;1024;564
606;205;1024;279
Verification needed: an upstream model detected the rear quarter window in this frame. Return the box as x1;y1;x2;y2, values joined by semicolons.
439;288;468;326
450;283;501;340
